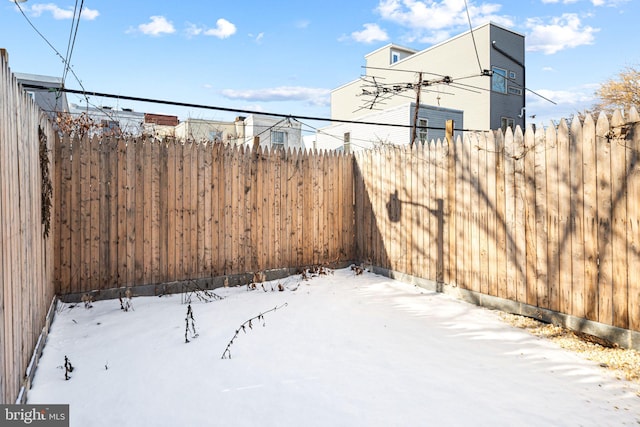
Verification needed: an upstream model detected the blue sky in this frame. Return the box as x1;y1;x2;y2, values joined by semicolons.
1;0;638;129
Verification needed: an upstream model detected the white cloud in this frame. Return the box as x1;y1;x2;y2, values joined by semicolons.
185;23;203;37
221;86;331;107
526;85;598;124
542;66;555;72
138;16;175;36
27;3;99;20
351;23;389;43
531;88;594;105
526;13;598;54
204;19;237;39
187;19;237;39
375;0;514;43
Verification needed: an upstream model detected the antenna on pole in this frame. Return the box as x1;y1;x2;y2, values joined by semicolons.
411;71;422;147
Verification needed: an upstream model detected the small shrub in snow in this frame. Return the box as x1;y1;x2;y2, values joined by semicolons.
184;304;198;343
300;265;333;281
119;288;134;312
350;264;365;275
181;280;225;304
81;293;93;309
247;271;267;291
221;303;288;359
63;356;74;380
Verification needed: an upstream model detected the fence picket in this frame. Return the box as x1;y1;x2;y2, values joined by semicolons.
610;111;628;329
546;124;560;311
569;118;585;318
628;110;640;331
596;113;613;325
583;114;599;321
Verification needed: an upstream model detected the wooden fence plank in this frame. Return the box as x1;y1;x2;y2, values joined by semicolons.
167;141;177;282
183;142;194;279
175;143;185;280
477;133;489;294
158;141;169;284
294;150;303;267
569;118;585;319
610;111;628;329
196;143;205;276
430;143;438;281
596;113;613;325
53;132;62;292
557;120;572;314
628;111;640;331
583;114;599;321
78;136;90;290
534;124;549;309
255;147;265;270
495;131;507;298
100;137;114;287
524;125;537;306
504;128;516;300
485;132;497;296
59;135;72;294
89;137;100;288
116;138;128;287
546;124;560;312
455;137;464;287
243;147;253;273
134;139;145;285
204;145;214;277
469;133;480;292
232;146;242;274
149;140;160;283
513;126;526;303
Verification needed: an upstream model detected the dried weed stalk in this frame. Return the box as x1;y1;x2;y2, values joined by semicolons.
185;304;198;343
221;303;288;359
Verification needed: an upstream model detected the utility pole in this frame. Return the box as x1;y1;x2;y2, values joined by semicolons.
411;72;422;147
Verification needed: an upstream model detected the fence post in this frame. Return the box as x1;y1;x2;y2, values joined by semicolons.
445;120;455;285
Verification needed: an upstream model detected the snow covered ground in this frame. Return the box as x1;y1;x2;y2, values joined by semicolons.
28;268;640;426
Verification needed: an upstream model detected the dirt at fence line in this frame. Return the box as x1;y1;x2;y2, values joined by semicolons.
499;312;640;395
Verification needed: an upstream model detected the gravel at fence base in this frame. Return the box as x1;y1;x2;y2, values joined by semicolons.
499;312;640;396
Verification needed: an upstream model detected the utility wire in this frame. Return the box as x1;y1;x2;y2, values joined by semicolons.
13;1;86;93
23;83;485;132
463;0;484;74
62;0;84;88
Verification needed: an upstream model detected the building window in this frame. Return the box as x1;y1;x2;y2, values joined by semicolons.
391;52;400;64
508;86;523;96
492;67;507;93
101;119;120;134
343;132;351;154
209;130;223;142
501;117;515;133
508;71;516;80
417;118;428;144
271;130;285;147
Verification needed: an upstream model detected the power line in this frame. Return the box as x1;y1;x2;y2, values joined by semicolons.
463;0;484;74
23;83;486;132
62;0;84;88
12;1;86;92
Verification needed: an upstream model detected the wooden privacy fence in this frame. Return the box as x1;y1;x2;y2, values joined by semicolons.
355;109;640;333
53;136;355;295
0;53;56;403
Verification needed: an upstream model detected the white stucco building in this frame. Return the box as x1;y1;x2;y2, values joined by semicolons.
318;22;525;151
